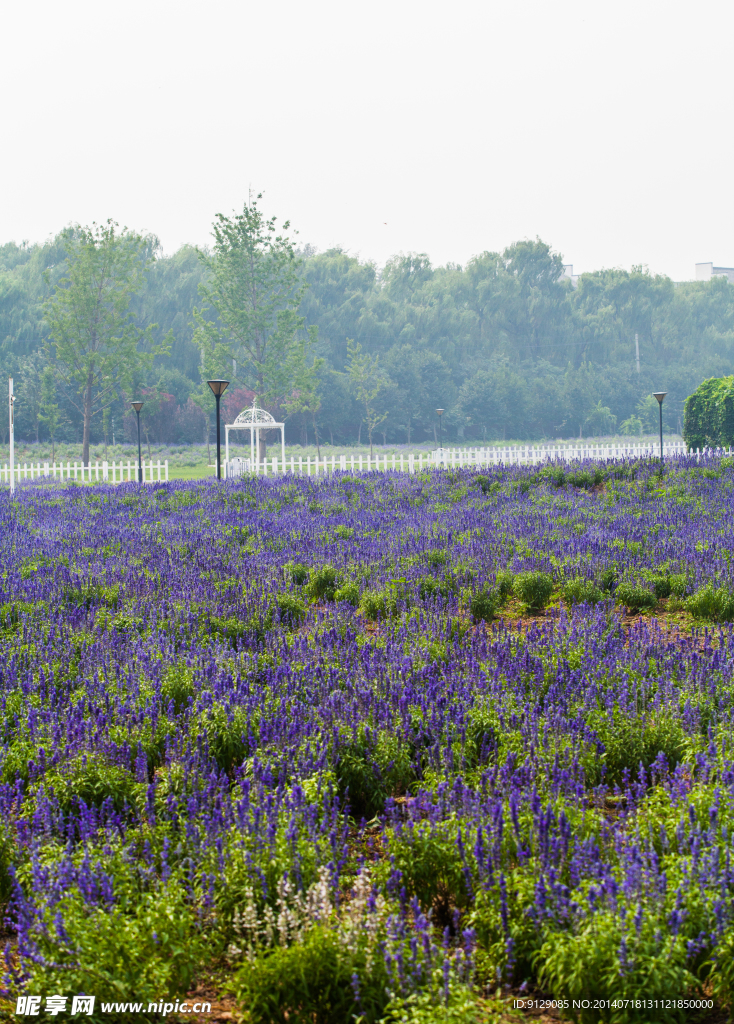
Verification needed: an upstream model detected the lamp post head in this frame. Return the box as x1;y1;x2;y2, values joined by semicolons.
207;379;230;398
436;408;444;416
130;401;144;414
653;391;667;405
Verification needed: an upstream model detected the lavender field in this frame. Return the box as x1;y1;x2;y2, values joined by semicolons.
3;458;734;1022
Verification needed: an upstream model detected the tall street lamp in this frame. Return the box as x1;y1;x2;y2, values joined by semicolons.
130;401;144;483
436;408;444;449
207;380;230;479
653;391;667;464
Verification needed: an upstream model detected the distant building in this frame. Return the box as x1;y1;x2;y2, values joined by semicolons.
696;262;734;284
560;264;579;288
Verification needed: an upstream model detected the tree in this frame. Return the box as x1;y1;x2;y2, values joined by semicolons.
282;336;324;455
346;339;386;456
193;196;307;406
38;366;60;460
16;352;45;442
44;221;163;465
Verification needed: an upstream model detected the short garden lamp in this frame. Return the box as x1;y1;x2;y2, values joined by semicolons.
653;392;667;463
207;380;230;480
436;408;444;449
130;401;144;483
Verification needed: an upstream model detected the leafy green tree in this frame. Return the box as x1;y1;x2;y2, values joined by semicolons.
620;414;643;437
346;339;386;456
193;196;307;406
39;365;60;459
44;221;162;465
16;352;45;442
584;400;617;437
283;333;324;455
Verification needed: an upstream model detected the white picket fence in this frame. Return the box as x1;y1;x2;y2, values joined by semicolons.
224;439;696;478
0;441;718;488
1;459;169;486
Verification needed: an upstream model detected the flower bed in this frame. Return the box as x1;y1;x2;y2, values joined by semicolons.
2;456;734;1021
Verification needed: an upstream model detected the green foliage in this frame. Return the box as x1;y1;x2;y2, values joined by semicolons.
195;704;251;772
615;580;657;612
534;916;697;1023
231;924;389;1024
192;195;308;404
35;753;139;814
160;663;196;714
380;984;486;1023
22;878;208;1008
597;566;618;593
288;562;310;586
495;570;515;599
591;710;687;786
334;580;360;604
685;584;734;622
683;375;734;450
468;587;498;623
562;577;604;606
334;524;355;540
306;564;341;602
513;571;554;612
336;731;414;820
389;820;469;920
359;588;399;621
276;592;307;625
44;221;163;464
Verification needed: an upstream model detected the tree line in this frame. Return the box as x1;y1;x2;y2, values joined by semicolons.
2;198;734;456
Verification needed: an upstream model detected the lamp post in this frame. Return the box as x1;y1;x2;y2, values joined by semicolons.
207;380;230;479
436;408;444;449
130;401;144;482
653;392;667;465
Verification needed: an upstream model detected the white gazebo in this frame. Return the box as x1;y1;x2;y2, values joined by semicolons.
225;402;285;469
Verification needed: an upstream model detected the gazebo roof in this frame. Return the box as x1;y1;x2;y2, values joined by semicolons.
230;404;283;427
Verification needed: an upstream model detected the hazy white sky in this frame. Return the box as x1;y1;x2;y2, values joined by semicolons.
2;0;732;280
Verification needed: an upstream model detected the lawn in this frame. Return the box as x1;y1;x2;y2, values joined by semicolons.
2;456;734;1022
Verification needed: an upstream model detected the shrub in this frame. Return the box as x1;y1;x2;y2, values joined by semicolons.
650;575;671;599
562;577;604;606
36;754;139;814
276;593;307;625
380;985;484;1023
685;584;734;622
196;705;251;772
615;581;657;613
21;878;208;1007
359;588;398;621
417;575;452;601
424;548;448;567
468;588;498;623
160;663;196;714
495;570;515;599
231;923;390;1024
336;732;414;820
513;571;554;612
306;565;341;602
597;566;618;593
288;562;310;585
389;819;470;922
668;572;690;597
591;710;687;786
334;580;360;605
474;474;499;496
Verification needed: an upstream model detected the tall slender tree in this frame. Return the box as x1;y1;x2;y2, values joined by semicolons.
193;195;308;407
44;221;164;465
346;338;386;457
